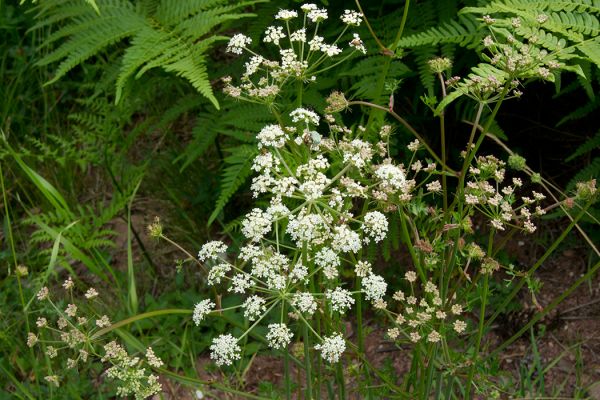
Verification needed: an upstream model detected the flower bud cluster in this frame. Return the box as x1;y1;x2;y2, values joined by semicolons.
28;279;163;399
387;274;467;344
464;155;546;233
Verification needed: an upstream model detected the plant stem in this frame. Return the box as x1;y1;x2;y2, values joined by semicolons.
302;242;314;399
484;201;593;331
465;274;488;399
92;309;191;339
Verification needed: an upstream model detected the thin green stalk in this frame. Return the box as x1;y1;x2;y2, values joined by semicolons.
336;362;346;399
465;229;496;399
424;344;439;397
485;201;593;331
465;274;488;399
302;242;314;399
92;309;192;339
303;322;314;399
438;72;448;213
440;114;448;212
283;303;292;400
399;209;426;284
489;261;600;361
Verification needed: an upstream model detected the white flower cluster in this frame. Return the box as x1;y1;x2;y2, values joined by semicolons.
193;299;215;325
257;124;288;149
315;333;346;363
292;292;317;315
198;241;228;262
210;334;241;366
362;273;387;303
325;288;355;313
222;5;366;102
362;211;389;243
266;323;294;349
226;33;252;54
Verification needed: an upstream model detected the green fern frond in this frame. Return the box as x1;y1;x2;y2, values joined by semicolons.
557;96;600;126
208;145;258;225
566;129;600;161
34;0;263;108
175;101;271;171
413;46;437;95
397;15;481;48
155;0;229;25
579;39;600;67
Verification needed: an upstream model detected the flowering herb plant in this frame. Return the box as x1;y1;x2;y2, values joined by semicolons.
27;3;599;400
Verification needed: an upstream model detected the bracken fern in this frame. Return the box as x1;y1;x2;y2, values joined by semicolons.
33;0;265;108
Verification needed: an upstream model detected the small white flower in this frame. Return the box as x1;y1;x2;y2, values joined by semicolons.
307;8;328;22
405;271;417;282
96;315;111;328
315;333;345;363
275;9;298;20
362;273;387;302
36;287;49;301
426;180;442;193
290;29;307;43
229;273;253;294
84;288;99;299
198;241;228;262
355;260;371;277
27;332;38;347
62;277;74;290
308;36;325;51
290;262;308;283
451;304;463;315
292;292;317;315
242;208;273;242
375;164;406;190
227;34;252;54
146;347;164;368
266;323;293;349
321;44;342;57
453;320;467;333
331;225;361;253
290;108;320;125
326;288;355;313
264;26;286;45
193;299;215;325
362;211;388;242
207;263;231;285
210;334;241;366
314;247;340;279
257;124;287;148
341;10;362;26
301;3;317;12
65;304;77;318
243;295;266;321
427;330;442;343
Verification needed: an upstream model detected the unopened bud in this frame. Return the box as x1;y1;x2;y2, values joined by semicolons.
325;91;349;113
428;57;452;74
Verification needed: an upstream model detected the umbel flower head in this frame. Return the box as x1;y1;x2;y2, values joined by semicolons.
222;5;366;103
